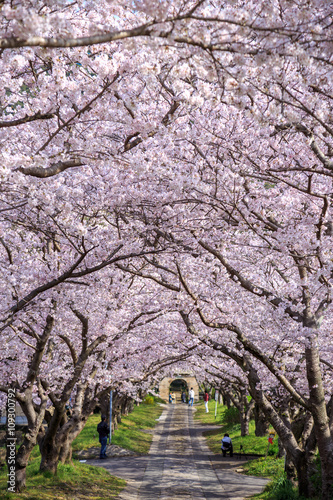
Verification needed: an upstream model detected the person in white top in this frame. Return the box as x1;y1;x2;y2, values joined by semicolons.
188;388;195;406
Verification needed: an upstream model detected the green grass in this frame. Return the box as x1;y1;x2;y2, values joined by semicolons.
73;400;164;455
195;400;279;457
248;478;298;500
242;456;285;478
0;458;125;499
195;400;287;499
0;398;164;498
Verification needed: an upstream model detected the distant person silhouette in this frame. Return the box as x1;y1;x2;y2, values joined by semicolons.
204;391;209;413
188;388;194;406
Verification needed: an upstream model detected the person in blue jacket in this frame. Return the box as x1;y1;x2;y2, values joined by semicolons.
221;433;233;457
97;415;109;459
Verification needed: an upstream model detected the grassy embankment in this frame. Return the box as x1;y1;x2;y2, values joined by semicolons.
72;396;164;455
0;397;164;500
194;400;298;500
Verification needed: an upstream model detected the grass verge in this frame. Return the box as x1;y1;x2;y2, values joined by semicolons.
73;398;165;455
0;397;165;498
194;400;279;458
0;459;125;500
195;400;288;499
196;401;323;499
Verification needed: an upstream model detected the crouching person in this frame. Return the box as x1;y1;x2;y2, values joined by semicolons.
221;433;233;457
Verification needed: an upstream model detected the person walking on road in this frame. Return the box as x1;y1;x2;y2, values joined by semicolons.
221;433;233;457
97;415;109;459
188;387;195;406
204;391;209;413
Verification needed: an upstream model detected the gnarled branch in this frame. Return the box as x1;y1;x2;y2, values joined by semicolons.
18;159;84;178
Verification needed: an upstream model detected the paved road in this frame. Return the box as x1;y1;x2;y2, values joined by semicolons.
90;404;269;499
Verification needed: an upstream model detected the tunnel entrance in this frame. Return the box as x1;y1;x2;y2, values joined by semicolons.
169;378;188;403
159;375;199;403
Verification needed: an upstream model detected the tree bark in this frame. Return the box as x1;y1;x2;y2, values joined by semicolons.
305;339;333;500
99;392;109;419
285;450;297;483
59;439;73;464
10;315;54;491
254;403;269;437
15;398;47;490
39;407;64;474
39;316;107;474
222;392;232;408
246;358;315;498
240;412;250;436
39;435;60;474
277;437;285;460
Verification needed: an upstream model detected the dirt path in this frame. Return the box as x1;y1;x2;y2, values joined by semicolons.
89;404;269;499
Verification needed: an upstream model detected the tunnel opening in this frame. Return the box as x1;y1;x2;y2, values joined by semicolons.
169;379;188;403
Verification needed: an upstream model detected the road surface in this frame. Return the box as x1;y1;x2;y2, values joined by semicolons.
90;404;269;500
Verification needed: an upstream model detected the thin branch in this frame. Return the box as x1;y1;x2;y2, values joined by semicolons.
71;308;89;353
37;73;119;153
0;237;13;264
116;263;180;291
320;357;333;371
59;334;78;366
18;335;36;350
197;239;303;322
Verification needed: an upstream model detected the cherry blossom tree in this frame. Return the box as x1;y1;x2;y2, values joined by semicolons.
1;0;333;497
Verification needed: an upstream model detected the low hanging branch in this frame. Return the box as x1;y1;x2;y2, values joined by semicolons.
18;159;84;178
0;1;208;50
0;23;155;49
0;111;54;128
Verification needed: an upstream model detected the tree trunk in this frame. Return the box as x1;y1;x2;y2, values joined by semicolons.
277;437;285;459
15;429;40;490
40;393;98;472
121;395;133;416
39;407;67;474
246;358;314;498
99;392;109;420
328;395;333;433
304;426;318;499
305;339;333;500
281;446;314;498
295;451;313;498
14;466;28;493
254;403;269;436
285;450;297;483
39;436;60;475
58;412;92;463
59;439;72;464
240;410;250;436
222;392;231;408
116;408;122;424
10;316;54;491
14;391;48;491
